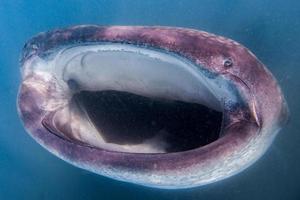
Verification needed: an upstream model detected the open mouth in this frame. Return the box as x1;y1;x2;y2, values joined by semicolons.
19;26;288;189
40;44;224;154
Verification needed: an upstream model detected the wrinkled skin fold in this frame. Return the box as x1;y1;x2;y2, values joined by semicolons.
18;25;288;189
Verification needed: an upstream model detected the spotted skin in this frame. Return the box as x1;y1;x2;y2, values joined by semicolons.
18;26;288;188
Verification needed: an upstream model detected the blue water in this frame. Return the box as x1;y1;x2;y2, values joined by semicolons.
0;0;299;199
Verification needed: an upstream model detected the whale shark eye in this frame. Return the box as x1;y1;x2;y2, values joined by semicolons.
223;58;233;68
40;44;224;153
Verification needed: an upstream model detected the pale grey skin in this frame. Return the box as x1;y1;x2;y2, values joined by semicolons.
18;26;288;189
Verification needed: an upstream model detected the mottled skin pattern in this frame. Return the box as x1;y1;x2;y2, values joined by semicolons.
18;26;288;188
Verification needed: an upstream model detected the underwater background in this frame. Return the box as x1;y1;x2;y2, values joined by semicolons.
0;0;299;199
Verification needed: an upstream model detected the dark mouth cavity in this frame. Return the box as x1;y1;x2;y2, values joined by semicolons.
72;90;223;153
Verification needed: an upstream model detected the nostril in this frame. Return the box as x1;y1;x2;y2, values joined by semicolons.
223;58;233;68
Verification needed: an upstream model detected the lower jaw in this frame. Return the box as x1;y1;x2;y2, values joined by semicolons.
19;82;262;189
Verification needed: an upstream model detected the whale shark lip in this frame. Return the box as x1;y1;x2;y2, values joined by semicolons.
19;41;259;156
